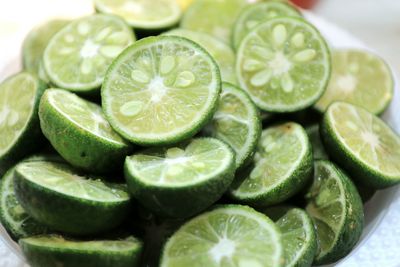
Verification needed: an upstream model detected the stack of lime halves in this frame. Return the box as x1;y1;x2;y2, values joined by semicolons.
0;0;399;267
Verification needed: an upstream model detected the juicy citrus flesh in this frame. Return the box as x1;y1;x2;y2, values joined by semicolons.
164;29;237;84
315;49;393;114
161;205;283;267
327;102;400;179
95;0;182;29
43;14;134;91
233;1;301;49
126;138;233;186
236;17;330;112
45;89;127;144
0;73;37;156
16;161;129;202
102;36;220;143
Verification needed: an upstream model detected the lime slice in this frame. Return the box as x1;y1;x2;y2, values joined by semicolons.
177;0;193;10
14;161;131;235
22;19;69;75
94;0;182;31
305;160;364;265
160;205;283;267
164;29;237;84
315;49;394;115
203;82;261;169
232;1;302;50
306;124;329;160
236;17;331;112
43;14;135;94
230;122;313;206
124;138;235;218
0;72;46;175
102;36;221;146
20;235;143;267
39;88;132;174
321;101;400;188
181;0;256;44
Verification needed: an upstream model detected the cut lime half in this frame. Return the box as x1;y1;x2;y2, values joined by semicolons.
236;17;331;112
306;124;329;160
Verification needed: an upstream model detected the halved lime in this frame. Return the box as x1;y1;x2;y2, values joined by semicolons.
321;101;400;188
0;72;46;175
236;17;331;112
181;0;256;44
160;205;283;267
315;49;393;115
306;124;329;160
230;122;313;206
43;14;135;93
20;235;143;267
164;29;237;84
232;1;302;50
177;0;193;10
124;138;235;218
14;161;131;235
203;82;261;169
94;0;182;31
102;36;221;146
305;160;364;265
22;19;69;75
39;88;132;174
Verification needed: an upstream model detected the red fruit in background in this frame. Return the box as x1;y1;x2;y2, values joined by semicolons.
290;0;318;9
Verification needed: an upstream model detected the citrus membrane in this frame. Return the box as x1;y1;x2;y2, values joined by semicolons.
164;29;237;84
203;82;261;169
236;17;331;112
43;14;135;93
160;205;283;267
94;0;182;30
232;1;301;50
102;36;221;145
306;124;329;159
315;49;393;115
321;101;400;188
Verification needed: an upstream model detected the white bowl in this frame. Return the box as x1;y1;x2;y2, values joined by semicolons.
0;11;399;266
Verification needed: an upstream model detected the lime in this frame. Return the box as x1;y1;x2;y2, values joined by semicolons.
94;0;182;31
160;205;283;267
14;161;131;235
232;1;302;50
306;124;329;160
203;82;261;169
102;36;221;146
230;122;313;206
124;138;235;218
39;88;132;174
22;19;69;75
177;0;193;10
0;72;46;175
236;17;331;112
305;160;364;265
315;49;393;115
20;235;143;267
321;101;400;188
164;29;237;84
43;14;135;94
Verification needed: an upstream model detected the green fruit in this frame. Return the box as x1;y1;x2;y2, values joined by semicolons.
306;124;329;160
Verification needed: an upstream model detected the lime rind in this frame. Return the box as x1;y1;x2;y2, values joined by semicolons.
306;124;329;160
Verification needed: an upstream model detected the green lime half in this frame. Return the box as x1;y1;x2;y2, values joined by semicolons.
230;122;313;206
160;205;283;267
164;29;237;84
20;235;143;267
39;88;132;174
14;161;131;235
203;82;261;169
94;0;182;31
236;17;331;112
22;19;69;75
306;124;329;160
315;49;394;115
124;138;235;218
321;101;400;188
232;1;301;50
102;36;221;146
305;160;364;265
0;72;46;175
43;14;135;93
